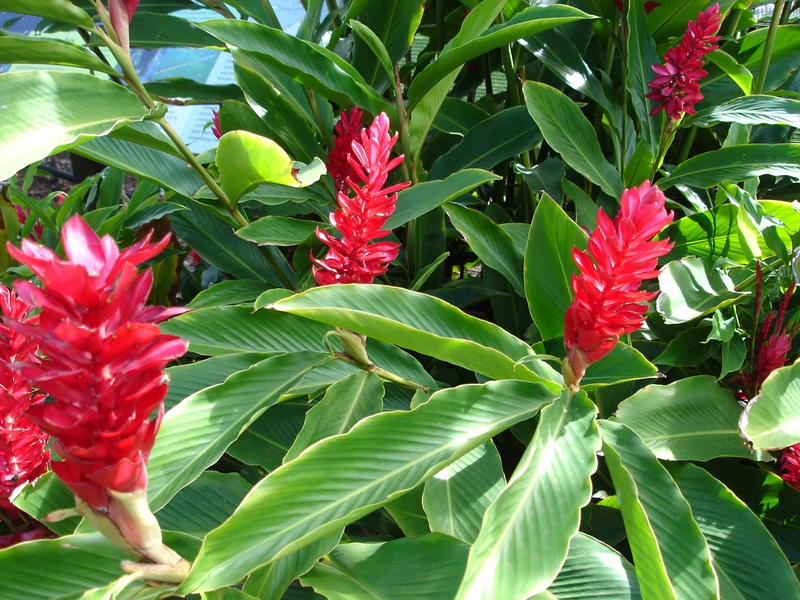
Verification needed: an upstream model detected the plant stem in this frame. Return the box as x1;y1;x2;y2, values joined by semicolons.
676;125;697;164
753;0;786;94
306;89;334;149
259;0;282;28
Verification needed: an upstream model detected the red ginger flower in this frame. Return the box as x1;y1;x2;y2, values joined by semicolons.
0;285;49;513
211;109;222;139
312;112;410;286
106;0;139;51
6;215;187;512
563;181;673;389
327;107;364;193
646;4;721;120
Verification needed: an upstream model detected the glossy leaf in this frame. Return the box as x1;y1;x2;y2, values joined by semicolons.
525;195;587;341
187;281;270;309
667;463;800;600
237;216;320;246
690;95;800;128
740;362;800;451
0;72;149;181
147;352;326;511
0;0;94;28
658;145;800;189
600;421;718;600
456;390;599;599
581;343;658;388
228;401;311;471
12;472;80;536
614;376;756;461
270;285;563;388
386;169;501;230
445;202;525;297
302;533;469;600
625;0;661;157
179;380;557;592
523;81;623;198
422;442;505;543
657;257;745;324
0;35;118;75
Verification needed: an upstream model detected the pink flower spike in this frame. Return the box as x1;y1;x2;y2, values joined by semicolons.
211;109;222;139
563;181;673;389
107;0;140;52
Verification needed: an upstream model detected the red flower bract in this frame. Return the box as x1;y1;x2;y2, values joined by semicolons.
563;181;673;389
0;285;49;512
6;215;187;511
327;107;364;193
645;4;721;120
107;0;139;51
211;109;222;139
312;112;410;285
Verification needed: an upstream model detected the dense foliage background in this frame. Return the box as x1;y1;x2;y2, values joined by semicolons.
2;0;800;598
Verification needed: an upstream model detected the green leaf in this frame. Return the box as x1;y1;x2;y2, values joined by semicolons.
187;281;270;309
217;131;323;205
548;533;641;599
407;5;592;112
445;202;525;297
429;106;541;180
386;485;430;536
228;401;311;471
690;95;800;128
161;306;330;356
657;257;746;324
302;533;469;599
270;285;562;388
422;442;505;543
0;72;149;181
581;342;658;388
179;380;557;592
237;216;320;246
156;471;253;537
0;0;94;28
386;169;500;230
12;472;80;536
740;362;800;450
0;35;118;75
658;145;800;189
626;0;662;158
129;12;221;47
147;352;326;511
350;19;395;87
525;195;587;341
432;98;491;136
523;81;623;197
667;463;800;600
196;20;386;114
599;421;717;600
614;376;756;461
456;390;600;599
285;370;384;463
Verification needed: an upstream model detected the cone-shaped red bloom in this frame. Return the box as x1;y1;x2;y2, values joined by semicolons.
0;285;49;512
645;4;720;119
107;0;139;51
312;112;410;285
563;181;673;388
327;107;364;193
6;215;187;511
210;109;222;139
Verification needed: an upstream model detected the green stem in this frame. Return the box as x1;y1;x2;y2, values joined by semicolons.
259;0;282;28
325;0;342;29
676;125;697;164
306;89;334;149
393;65;413;185
753;0;786;94
723;8;743;38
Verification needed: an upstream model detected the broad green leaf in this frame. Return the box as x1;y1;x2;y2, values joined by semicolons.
302;534;469;600
525;195;587;340
523;81;623;197
445;202;525;297
581;342;658;388
0;72;149;181
156;471;253;537
73;137;205;198
244;532;343;600
657;257;746;324
614;376;755;461
667;463;800;600
740;362;800;450
147;352;326;511
228;401;311;471
187;281;270;309
386;485;431;536
429;106;541;180
690;95;800;128
626;0;661;157
129;12;220;47
179;380;558;592
12;472;80;536
350;20;395;86
432;98;491;136
170;205;291;285
547;533;641;599
386;169;500;230
216;131;323;205
600;421;718;600
658;145;800;189
456;390;599;599
237;216;320;246
407;5;592;112
196;20;386;114
0;0;94;28
270;285;562;388
285;370;384;462
0;35;118;75
422;442;505;543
